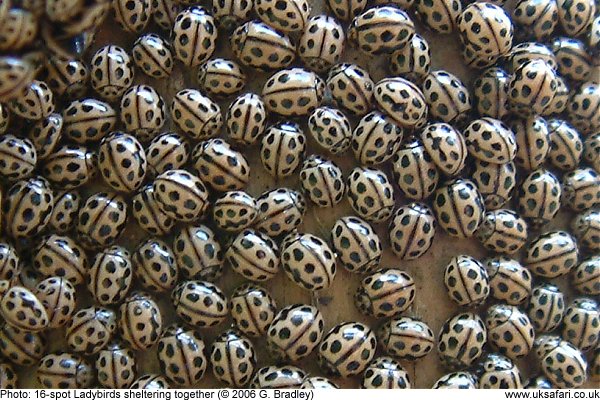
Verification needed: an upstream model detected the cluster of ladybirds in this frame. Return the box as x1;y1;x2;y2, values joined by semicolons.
0;0;598;391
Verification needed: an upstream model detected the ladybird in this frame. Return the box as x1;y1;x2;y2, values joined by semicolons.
571;209;600;252
260;122;306;178
226;229;279;282
421;122;467;176
567;82;600;135
352;111;403;166
4;177;54;239
213;191;258;232
0;324;47;366
423;70;471;125
464;118;517;164
389;202;436;260
356;268;415;318
300;377;339;389
517;168;561;228
571;256;600;296
330;216;382;274
508;60;557;116
226;93;267;146
307;106;352;155
152;169;209;222
476;210;528;255
471;160;516;210
326;0;366;21
130;374;170;389
512;0;558;40
133;238;178;293
557;0;595;37
432;372;477;389
437;312;487;369
132;34;173;79
510;115;550;171
0;135;37;181
547;119;583;171
96;341;137;389
414;0;461;34
145;132;190;176
528;283;565;333
485;304;535;359
34;277;76;329
562;168;600;211
457;3;513;60
172;6;217;67
197;59;245;98
374;77;427;129
113;0;151;33
0;362;17;389
9;80;55;121
34;234;88;285
66;306;117;355
212;0;252;30
551;37;591;83
347;167;395;223
0;9;38;52
391;137;440;201
534;335;587;388
254;188;306;237
77;192;128;250
250;365;306;388
174;225;223;281
299;15;345;73
361;357;411;389
211;329;257;387
583;132;600;173
433;178;484;238
348;6;415;55
98;132;147;193
120;85;166;142
62;98;117;144
267;304;324;361
171;280;228;328
507;42;557;73
230;21;296;71
87;246;133;305
26;118;62;173
37;353;94;389
327;63;374;116
0;242;20;281
152;0;179;30
171;89;222;140
255;0;310;32
281;232;336;292
0;56;35;103
118;292;163;351
230;283;277;337
131;185;174;236
561;298;599;352
45;0;84;23
192;138;250;192
377;316;435;360
42;144;96;189
299;155;345;207
473;67;510;119
476;353;523;389
0;286;48;332
44;57;89;99
525;230;578;278
157;324;207;386
444;255;490;308
389;33;431;82
262;68;325;117
318;322;377;377
90;45;134;102
544;76;570;117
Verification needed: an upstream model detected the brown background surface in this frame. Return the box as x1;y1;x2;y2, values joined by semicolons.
17;0;599;389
